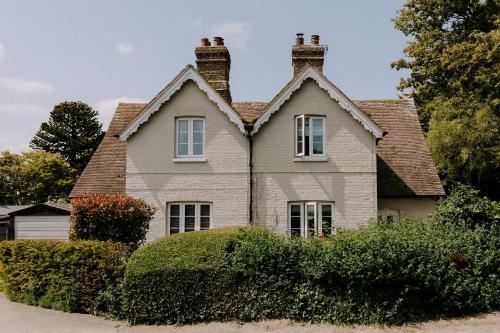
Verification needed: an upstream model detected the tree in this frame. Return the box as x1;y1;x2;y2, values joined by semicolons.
0;150;76;204
432;183;499;229
30;101;104;174
392;0;499;199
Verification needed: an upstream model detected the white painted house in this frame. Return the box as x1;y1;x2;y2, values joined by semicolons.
70;34;445;241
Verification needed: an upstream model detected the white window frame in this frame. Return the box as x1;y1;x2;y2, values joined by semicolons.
294;115;326;157
167;202;212;235
295;115;305;157
176;117;205;158
288;201;335;238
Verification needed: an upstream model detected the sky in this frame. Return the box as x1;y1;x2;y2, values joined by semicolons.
0;0;409;153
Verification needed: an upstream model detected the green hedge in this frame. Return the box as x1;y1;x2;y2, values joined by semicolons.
123;222;499;325
0;240;129;315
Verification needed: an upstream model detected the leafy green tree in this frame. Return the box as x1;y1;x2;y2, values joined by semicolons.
392;0;499;198
432;183;499;229
30;101;104;173
0;150;76;204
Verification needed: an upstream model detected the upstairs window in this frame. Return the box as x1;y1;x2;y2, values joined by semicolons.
168;202;212;235
288;202;334;238
295;115;325;156
176;118;205;157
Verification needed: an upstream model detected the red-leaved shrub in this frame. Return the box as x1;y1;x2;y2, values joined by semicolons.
70;194;156;249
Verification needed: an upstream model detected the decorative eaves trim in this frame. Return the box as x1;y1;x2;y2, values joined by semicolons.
119;65;246;140
250;67;384;138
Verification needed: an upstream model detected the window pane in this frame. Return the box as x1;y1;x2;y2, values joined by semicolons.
169;204;180;234
321;204;332;236
306;204;315;237
193;131;203;144
193;143;203;156
177;119;189;156
193;119;204;132
178;143;189;156
290;204;302;236
170;216;180;229
200;204;210;230
304;118;310;155
170;204;180;216
178;131;189;143
312;118;324;154
200;204;210;216
184;204;195;232
200;217;210;230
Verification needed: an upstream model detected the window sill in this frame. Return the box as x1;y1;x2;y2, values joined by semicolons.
293;156;328;162
173;157;207;163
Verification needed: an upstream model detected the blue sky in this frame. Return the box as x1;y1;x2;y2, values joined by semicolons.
0;0;408;152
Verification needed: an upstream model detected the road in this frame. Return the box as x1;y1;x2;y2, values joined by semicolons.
0;293;498;333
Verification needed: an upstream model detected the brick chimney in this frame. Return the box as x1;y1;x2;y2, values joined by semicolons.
292;33;326;77
195;37;232;103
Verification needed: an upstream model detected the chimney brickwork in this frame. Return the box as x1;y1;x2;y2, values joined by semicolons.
292;33;326;77
195;37;232;104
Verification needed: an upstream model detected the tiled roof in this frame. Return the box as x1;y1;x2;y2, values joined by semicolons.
71;98;444;198
354;99;445;197
232;101;268;122
69;103;146;198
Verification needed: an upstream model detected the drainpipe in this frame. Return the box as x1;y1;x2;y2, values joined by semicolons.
244;122;254;225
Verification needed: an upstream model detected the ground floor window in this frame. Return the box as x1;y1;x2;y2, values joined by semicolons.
167;202;212;235
288;202;334;238
378;209;400;222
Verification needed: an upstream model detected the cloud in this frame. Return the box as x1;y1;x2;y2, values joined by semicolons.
0;41;5;62
95;96;147;128
116;41;134;55
212;22;252;49
0;103;45;114
0;77;53;94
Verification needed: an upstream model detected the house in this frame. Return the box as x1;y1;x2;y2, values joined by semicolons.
70;34;444;240
0;203;70;240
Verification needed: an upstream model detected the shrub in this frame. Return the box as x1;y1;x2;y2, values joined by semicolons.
432;184;499;228
70;194;156;249
0;240;129;315
123;222;499;325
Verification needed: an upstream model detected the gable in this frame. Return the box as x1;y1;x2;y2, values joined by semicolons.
251;67;384;138
119;65;246;140
126;80;249;174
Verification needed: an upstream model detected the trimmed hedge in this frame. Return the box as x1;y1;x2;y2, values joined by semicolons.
0;240;129;315
123;222;499;325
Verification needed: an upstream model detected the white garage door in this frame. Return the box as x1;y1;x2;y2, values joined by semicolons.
15;216;70;240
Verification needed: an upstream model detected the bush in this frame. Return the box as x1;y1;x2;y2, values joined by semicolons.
123;222;499;325
70;194;156;249
0;240;129;315
433;184;499;228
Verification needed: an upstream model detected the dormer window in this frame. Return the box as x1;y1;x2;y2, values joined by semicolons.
295;115;325;156
176;118;205;158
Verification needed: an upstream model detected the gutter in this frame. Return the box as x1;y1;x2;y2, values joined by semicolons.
244;122;254;225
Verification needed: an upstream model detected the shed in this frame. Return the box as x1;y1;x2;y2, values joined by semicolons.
0;203;71;240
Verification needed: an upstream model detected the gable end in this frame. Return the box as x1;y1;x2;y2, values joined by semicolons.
251;67;384;138
119;65;246;140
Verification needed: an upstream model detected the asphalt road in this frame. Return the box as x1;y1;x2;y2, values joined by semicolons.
0;293;498;333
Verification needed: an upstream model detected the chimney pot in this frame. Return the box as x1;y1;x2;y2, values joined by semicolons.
311;34;320;45
295;33;304;46
291;34;326;77
200;37;211;47
213;36;224;46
